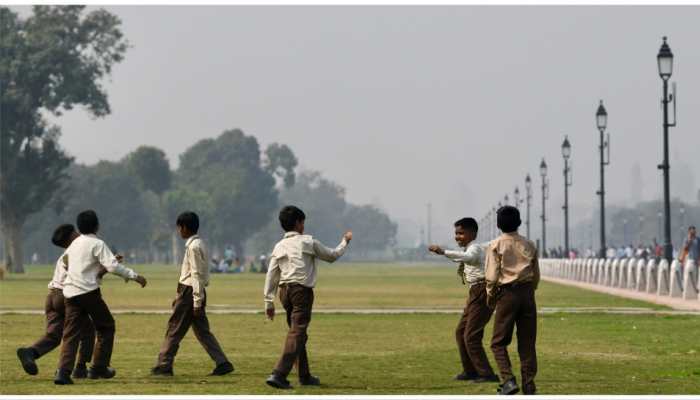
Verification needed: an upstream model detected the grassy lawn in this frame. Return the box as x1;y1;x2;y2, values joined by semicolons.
0;313;698;395
1;262;696;395
0;263;668;310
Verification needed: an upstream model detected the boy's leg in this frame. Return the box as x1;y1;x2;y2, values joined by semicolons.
464;282;496;377
191;290;230;366
273;284;313;378
455;300;477;376
515;284;538;394
79;289;116;369
490;286;519;383
31;290;64;358
156;285;195;368
294;288;313;379
57;296;88;372
76;316;96;366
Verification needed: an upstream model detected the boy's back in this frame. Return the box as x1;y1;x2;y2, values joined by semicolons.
486;233;539;290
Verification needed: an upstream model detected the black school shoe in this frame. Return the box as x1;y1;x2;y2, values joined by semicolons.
266;373;293;390
210;361;234;376
54;368;74;385
497;378;520;395
299;374;321;386
473;374;500;383
88;366;116;379
16;347;38;375
72;363;88;379
454;371;479;381
522;382;537;395
151;365;174;376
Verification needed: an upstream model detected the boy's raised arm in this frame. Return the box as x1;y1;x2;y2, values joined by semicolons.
95;240;146;287
313;231;352;263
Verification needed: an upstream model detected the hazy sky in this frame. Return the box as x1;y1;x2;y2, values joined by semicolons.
17;5;700;246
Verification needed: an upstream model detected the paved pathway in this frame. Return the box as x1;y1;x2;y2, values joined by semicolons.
542;276;700;311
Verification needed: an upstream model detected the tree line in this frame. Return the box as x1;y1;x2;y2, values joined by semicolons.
0;6;396;273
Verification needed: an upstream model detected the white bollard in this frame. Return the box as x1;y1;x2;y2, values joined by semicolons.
682;259;699;300
645;259;657;293
618;259;629;288
627;258;638;290
604;259;613;286
597;259;606;285
610;259;619;287
635;259;647;291
669;259;684;298
657;259;670;296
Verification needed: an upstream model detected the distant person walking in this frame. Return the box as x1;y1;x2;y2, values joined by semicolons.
680;226;700;265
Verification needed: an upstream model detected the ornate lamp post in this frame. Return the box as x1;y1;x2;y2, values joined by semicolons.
525;174;532;239
657;36;677;262
596;100;610;257
540;158;549;257
561;135;572;256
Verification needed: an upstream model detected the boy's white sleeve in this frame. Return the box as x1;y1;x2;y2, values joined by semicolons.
313;238;348;263
263;255;281;309
94;241;138;280
443;245;482;265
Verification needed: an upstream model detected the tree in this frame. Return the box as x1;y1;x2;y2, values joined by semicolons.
123;146;172;262
246;170;397;258
342;204;397;257
264;143;298;188
123;146;172;195
177;129;281;257
0;6;128;272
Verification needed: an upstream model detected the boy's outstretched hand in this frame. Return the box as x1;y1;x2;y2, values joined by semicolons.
428;245;445;255
343;231;353;242
133;275;148;288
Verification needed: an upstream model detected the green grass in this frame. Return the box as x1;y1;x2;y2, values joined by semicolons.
1;262;696;394
0;263;668;310
0;313;698;394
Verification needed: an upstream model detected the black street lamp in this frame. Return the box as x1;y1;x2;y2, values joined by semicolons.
657;36;677;262
561;135;572;256
525;174;532;239
596;100;610;257
504;194;509;206
540;158;549;257
514;186;522;210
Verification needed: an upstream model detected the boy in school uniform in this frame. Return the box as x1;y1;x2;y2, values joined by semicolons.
151;211;234;377
263;205;352;390
484;206;539;395
54;210;148;385
429;218;499;383
16;224;98;378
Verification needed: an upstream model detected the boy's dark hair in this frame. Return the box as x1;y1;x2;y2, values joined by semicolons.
454;217;478;234
51;224;76;248
279;205;306;232
176;211;200;234
76;210;99;234
497;206;521;233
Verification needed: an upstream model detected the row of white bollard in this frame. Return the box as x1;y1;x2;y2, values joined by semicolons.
540;258;700;302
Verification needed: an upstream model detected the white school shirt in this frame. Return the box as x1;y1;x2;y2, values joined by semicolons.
263;231;348;309
443;242;488;284
61;234;138;298
177;235;209;308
